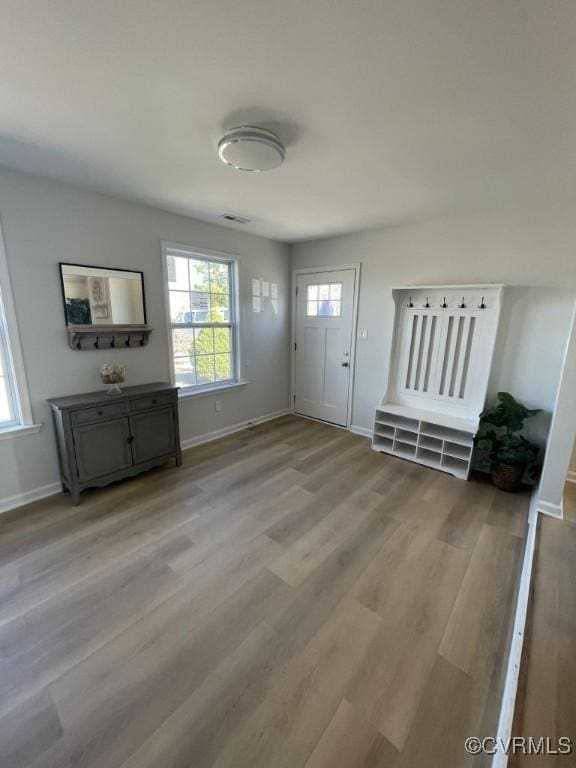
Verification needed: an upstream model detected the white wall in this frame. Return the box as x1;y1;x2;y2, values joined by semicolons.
0;167;290;505
291;207;576;448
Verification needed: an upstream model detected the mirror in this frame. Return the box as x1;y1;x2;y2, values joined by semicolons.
60;263;146;327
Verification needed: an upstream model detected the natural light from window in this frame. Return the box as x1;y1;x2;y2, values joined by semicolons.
166;250;236;390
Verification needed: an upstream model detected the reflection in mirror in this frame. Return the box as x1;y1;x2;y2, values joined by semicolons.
60;264;146;326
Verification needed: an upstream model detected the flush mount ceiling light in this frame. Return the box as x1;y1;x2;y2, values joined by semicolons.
218;126;285;172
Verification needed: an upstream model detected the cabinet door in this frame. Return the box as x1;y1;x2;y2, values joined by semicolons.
73;418;133;482
129;407;176;465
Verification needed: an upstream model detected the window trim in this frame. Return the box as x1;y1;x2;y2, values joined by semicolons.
161;241;242;395
0;220;39;436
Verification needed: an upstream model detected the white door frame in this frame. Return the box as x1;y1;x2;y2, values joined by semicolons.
291;263;361;430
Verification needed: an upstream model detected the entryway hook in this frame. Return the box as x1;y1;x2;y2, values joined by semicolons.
459;297;466;309
441;297;448;308
424;296;431;308
407;296;414;308
478;296;486;309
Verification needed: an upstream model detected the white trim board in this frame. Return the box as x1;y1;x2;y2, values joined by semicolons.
491;490;539;768
536;498;563;519
0;481;61;516
350;424;373;439
0;410;291;515
180;409;291;450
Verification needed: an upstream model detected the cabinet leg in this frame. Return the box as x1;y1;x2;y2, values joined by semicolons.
70;488;81;506
175;451;183;467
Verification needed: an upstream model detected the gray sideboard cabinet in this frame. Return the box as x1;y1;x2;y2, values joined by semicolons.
48;383;182;504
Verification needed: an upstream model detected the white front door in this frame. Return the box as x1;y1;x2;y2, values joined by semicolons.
294;269;357;426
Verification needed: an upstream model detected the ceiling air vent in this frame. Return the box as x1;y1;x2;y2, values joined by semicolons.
220;214;250;224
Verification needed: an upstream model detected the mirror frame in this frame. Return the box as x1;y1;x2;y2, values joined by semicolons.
59;262;148;328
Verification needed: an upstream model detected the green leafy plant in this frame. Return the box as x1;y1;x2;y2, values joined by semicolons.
475;392;541;468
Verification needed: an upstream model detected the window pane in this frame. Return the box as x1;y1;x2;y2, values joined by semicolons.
318;299;341;317
172;328;195;358
189;259;210;292
329;283;342;300
318;284;330;300
169;291;190;323
214;354;232;381
307;284;318;301
190;291;211;323
307;301;318;316
173;357;196;388
194;327;214;355
167;256;189;291
0;376;11;423
210;293;229;322
196;354;215;384
213;327;231;353
209;262;229;294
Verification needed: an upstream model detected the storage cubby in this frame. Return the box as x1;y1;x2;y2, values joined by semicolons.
395;428;418;445
372;405;475;479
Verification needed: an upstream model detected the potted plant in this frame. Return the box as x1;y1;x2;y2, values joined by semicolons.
475;392;541;492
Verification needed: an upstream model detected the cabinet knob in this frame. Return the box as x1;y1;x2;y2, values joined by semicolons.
126;435;135;444
97;410;103;416
151;399;157;405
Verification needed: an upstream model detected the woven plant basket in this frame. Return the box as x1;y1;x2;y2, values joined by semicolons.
492;462;525;493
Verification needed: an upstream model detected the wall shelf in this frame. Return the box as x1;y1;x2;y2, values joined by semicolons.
67;325;153;351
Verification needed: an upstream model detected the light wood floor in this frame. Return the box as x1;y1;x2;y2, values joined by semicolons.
512;511;576;766
0;415;529;768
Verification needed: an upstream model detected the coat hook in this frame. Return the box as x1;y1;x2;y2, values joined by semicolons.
478;296;486;309
407;295;414;308
111;335;116;348
459;297;466;309
441;296;448;308
94;336;99;349
424;296;431;308
125;335;131;347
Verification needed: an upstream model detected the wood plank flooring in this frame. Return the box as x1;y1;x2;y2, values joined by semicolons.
512;513;576;766
0;415;529;768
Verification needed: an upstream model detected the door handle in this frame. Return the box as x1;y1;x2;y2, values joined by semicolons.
341;362;349;367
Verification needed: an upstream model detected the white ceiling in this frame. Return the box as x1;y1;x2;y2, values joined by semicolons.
0;0;574;242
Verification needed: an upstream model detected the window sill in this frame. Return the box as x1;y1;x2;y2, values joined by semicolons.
178;380;249;400
0;423;43;441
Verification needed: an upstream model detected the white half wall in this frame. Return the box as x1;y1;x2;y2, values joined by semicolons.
290;206;576;446
0;167;291;505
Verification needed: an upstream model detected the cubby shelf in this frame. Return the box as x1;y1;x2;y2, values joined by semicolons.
372;405;475;479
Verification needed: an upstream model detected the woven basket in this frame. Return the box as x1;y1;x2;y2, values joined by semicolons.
492;462;525;493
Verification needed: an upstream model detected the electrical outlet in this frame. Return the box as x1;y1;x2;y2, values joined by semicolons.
215;400;222;413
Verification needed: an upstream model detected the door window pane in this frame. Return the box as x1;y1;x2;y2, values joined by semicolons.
306;283;342;317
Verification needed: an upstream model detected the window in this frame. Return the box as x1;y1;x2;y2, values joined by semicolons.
164;245;238;391
306;282;342;317
0;224;35;435
0;289;18;426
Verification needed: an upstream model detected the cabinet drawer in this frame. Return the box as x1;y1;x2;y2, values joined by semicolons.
130;393;175;412
70;402;128;426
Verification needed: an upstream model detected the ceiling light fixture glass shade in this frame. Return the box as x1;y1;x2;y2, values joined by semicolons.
218;126;286;172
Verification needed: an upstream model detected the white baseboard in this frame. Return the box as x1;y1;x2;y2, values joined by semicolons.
0;481;61;516
491;489;539;768
566;470;576;484
180;408;291;451
350;424;373;439
537;498;563;519
0;409;291;516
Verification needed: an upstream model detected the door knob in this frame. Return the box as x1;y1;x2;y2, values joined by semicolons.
341;362;349;367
